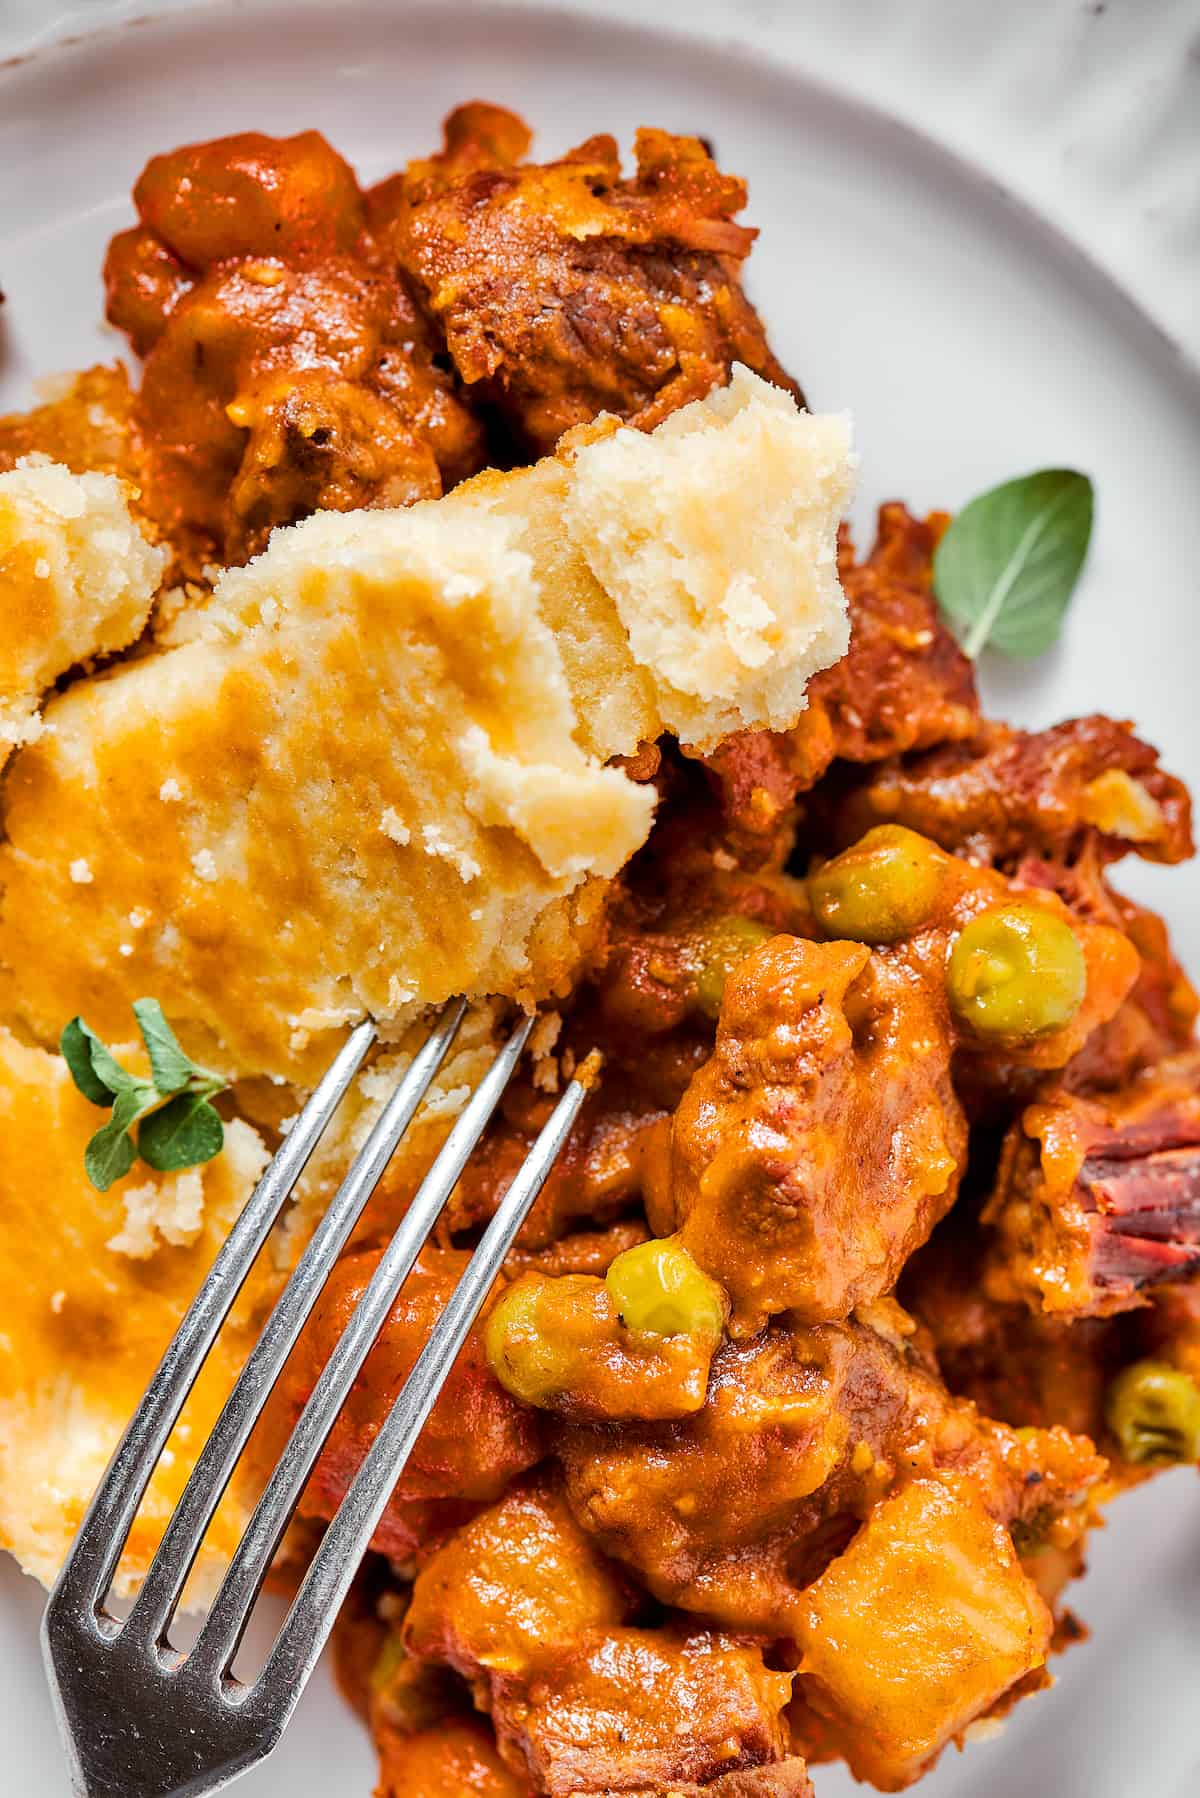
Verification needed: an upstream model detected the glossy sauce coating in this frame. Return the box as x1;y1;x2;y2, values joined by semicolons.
104;130;484;571
271;1248;542;1560
302;497;1183;1794
371;103;803;457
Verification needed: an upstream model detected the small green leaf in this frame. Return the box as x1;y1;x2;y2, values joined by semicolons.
83;1083;158;1191
85;1124;138;1192
60;1017;116;1106
133;998;206;1094
933;469;1094;659
64;996;232;1188
138;1094;225;1173
60;1014;141;1103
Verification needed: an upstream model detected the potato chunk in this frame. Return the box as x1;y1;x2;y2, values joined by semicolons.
403;1478;630;1681
798;1478;1052;1789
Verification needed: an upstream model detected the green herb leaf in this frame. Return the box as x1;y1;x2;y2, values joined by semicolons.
60;1017;117;1106
933;469;1094;659
63;997;232;1189
84;1082;159;1191
60;1014;142;1104
85;1123;138;1192
138;1093;225;1173
132;997;211;1094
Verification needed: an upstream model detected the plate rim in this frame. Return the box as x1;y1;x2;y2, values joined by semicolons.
2;0;1197;394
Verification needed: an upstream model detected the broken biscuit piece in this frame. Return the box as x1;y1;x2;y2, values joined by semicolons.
0;502;652;1082
564;367;854;750
0;369;853;1083
447;365;854;758
0;458;165;758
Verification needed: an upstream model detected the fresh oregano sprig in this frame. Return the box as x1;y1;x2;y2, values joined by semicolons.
60;999;228;1191
933;468;1094;659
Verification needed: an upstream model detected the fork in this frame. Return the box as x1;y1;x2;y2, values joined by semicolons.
42;998;589;1798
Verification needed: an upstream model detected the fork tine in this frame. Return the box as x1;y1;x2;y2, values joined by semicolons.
47;1015;379;1616
191;1011;536;1677
124;996;469;1647
261;1070;588;1711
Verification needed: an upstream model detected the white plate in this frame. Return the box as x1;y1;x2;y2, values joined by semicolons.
1;3;1198;1795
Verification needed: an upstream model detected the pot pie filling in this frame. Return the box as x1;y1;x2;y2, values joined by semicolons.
0;104;1197;1798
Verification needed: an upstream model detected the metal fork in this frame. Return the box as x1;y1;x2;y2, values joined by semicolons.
42;999;588;1798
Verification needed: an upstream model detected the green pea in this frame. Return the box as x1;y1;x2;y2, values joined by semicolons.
1106;1359;1200;1465
370;1626;444;1731
947;902;1086;1042
694;915;774;1020
371;1632;408;1695
605;1237;726;1339
809;825;947;945
484;1279;573;1405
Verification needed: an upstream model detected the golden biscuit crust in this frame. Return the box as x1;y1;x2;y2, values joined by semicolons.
0;372;852;1083
0;458;165;759
0;1026;271;1595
